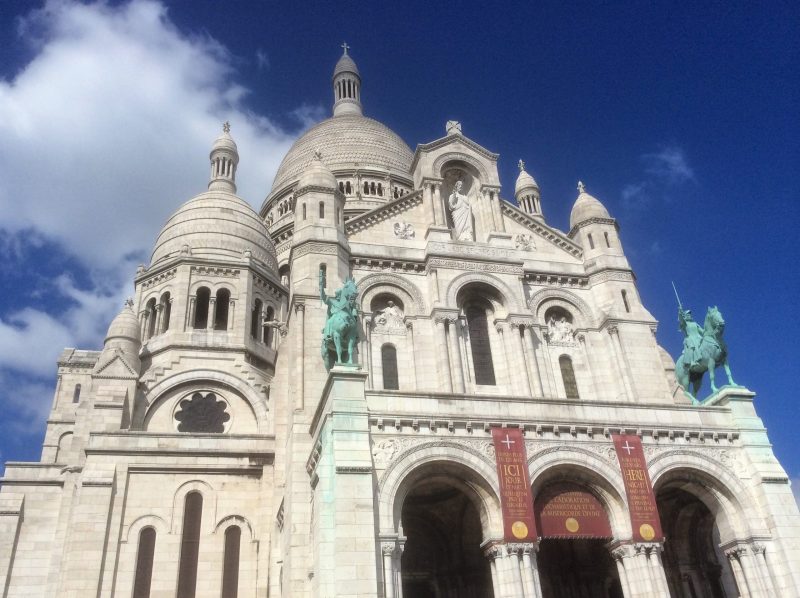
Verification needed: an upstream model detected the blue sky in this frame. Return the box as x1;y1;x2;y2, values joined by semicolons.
0;1;797;493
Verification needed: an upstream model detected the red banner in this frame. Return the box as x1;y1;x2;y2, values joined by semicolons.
612;434;663;542
492;427;538;541
535;482;612;539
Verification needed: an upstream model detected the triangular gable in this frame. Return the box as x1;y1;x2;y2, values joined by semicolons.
92;350;138;379
345;189;426;241
500;200;584;260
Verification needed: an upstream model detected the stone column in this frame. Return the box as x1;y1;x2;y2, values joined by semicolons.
227;298;235;331
647;544;671;597
726;547;753;598
294;303;305;409
492;190;506;232
447;317;466;393
522;325;545;396
186;295;196;330
364;315;373;389
434;317;452;392
140;310;150;340
207;297;216;330
752;543;778;594
521;543;543;598
505;544;525;598
607;325;635;399
406;321;418;390
540;333;558;397
610;545;634;598
432;182;445;226
630;544;654;596
738;545;768;597
423;182;436;226
511;323;534;397
428;267;440;305
154;303;163;336
577;333;599;396
485;545;503;598
382;542;396;598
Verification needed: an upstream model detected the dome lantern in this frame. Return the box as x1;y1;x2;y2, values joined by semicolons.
332;43;363;117
515;159;542;218
208;121;239;193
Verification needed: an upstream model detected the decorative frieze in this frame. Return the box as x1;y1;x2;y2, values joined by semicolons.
190;265;240;278
345;190;423;234
140;267;177;289
427;257;522;275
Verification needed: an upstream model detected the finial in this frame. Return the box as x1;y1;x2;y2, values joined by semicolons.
577;181;586;194
223;121;231;134
446;120;462;135
518;159;526;172
313;149;323;161
341;41;350;55
124;297;134;308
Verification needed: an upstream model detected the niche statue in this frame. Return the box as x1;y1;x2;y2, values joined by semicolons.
319;268;359;370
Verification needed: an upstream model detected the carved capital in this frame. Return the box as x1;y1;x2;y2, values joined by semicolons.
294;303;306;313
381;542;396;557
606;325;619;336
577;333;586;344
751;542;766;555
483;544;504;561
725;545;747;561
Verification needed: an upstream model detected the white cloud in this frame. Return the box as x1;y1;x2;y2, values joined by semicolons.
0;0;314;389
0;0;299;270
255;48;270;71
642;146;695;184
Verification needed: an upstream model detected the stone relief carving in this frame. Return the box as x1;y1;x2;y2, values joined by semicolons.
514;233;536;251
393;221;415;239
546;315;575;344
373;301;404;331
371;437;496;475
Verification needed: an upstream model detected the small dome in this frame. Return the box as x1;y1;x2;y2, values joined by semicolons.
211;128;237;154
515;161;539;196
151;190;278;272
333;46;360;77
105;300;141;347
298;152;337;189
569;181;611;228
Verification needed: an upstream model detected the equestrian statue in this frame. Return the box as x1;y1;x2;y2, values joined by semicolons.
673;284;736;402
319;267;359;371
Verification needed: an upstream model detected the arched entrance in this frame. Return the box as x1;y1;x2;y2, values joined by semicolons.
400;470;494;598
657;484;736;598
534;481;623;598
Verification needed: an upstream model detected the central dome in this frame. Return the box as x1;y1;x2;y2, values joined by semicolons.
268;115;414;197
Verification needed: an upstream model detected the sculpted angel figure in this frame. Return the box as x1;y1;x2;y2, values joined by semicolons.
448;180;474;241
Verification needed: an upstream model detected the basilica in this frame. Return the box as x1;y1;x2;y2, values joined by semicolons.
1;47;798;598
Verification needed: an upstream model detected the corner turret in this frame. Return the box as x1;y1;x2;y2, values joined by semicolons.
515;159;542;220
208;121;239;193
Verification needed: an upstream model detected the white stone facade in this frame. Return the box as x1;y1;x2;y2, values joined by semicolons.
2;48;799;598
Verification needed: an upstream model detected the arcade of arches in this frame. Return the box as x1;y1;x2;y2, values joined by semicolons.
390;463;762;598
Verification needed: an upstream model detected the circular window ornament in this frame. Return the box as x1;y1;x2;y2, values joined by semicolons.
174;391;231;433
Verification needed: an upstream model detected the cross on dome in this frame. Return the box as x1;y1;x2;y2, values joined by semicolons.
223;121;231;133
577;181;586;193
518;159;526;172
341;42;350;55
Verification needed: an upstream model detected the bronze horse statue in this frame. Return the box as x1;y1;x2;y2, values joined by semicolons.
676;306;736;402
319;270;359;371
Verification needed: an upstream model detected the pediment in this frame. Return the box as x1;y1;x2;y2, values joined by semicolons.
92;350;138;379
345;190;426;242
500;201;584;261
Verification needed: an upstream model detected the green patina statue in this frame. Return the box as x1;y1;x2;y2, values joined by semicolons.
674;302;737;403
319;267;359;370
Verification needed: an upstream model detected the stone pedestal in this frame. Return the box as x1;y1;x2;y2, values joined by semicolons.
312;365;379;597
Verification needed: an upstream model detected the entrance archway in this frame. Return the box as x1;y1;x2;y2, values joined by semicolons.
534;481;622;598
400;475;493;598
657;485;735;598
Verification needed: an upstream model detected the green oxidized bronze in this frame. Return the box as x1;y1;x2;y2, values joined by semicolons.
319;268;359;370
674;304;737;403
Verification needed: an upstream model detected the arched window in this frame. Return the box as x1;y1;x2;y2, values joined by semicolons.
394;187;399;199
466;305;496;385
264;306;275;346
194;287;210;329
339;181;344;193
345;181;352;195
160;292;171;332
72;383;81;403
177;492;203;598
222;526;241;598
319;201;325;219
377;183;383;196
146;298;157;339
363;181;369;194
370;182;376;195
588;233;595;249
214;289;230;331
251;299;262;340
133;527;156;598
559;355;580;399
604;232;611;248
621;290;631;313
381;344;399;390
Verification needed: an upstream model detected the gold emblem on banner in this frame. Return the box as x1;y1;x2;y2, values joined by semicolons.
565;518;580;533
639;523;655;541
511;521;528;539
